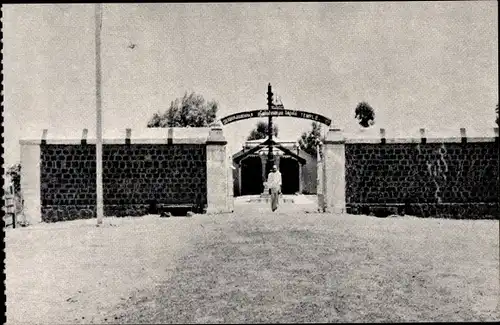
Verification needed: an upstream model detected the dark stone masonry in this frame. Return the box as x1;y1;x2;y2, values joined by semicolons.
40;144;207;222
37;137;498;222
345;142;499;218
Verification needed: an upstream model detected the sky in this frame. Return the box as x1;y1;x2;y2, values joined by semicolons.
2;2;498;167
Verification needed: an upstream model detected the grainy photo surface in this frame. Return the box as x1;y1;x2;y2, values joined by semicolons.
2;2;499;324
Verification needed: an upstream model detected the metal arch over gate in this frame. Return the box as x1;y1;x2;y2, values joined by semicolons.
220;109;331;126
220;83;331;177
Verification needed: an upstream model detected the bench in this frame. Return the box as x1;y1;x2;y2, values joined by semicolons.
370;206;400;218
351;203;404;217
157;203;199;217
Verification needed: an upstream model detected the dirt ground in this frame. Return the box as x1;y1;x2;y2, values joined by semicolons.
4;215;209;324
4;201;499;324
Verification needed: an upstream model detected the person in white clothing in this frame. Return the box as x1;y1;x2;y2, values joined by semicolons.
267;164;282;211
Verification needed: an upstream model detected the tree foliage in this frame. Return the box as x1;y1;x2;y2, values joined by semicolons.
496;103;499;127
6;163;21;195
147;92;218;127
298;122;323;157
247;121;278;141
355;101;375;128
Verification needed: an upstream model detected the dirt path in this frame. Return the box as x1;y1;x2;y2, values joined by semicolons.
106;203;499;323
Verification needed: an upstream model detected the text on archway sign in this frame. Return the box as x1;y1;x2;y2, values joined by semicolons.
220;109;331;126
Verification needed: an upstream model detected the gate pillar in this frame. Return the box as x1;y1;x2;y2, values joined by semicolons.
206;126;232;213
20;141;42;224
322;127;346;213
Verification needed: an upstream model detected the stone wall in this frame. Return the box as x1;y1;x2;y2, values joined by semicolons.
103;144;207;217
344;141;499;218
40;144;96;222
39;144;207;222
19;127;232;224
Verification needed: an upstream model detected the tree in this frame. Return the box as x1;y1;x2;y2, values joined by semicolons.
147;92;218;127
298;122;323;157
6;163;21;195
496;103;499;127
355;101;375;128
247;121;278;141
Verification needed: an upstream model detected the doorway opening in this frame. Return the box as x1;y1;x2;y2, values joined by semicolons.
280;157;300;194
241;156;263;195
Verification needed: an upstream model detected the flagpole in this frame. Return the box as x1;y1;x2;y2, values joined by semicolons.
95;3;104;225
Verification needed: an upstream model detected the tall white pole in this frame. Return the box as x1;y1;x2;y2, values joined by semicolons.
95;3;104;225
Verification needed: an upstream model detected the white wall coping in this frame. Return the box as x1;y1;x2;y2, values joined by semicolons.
339;127;499;144
19;138;209;145
19;127;222;145
344;136;497;144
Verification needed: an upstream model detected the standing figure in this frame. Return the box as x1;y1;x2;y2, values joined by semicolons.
267;164;282;212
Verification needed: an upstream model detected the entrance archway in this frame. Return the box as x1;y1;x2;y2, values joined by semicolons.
219;83;332;210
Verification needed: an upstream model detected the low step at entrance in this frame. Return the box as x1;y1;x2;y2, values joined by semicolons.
247;197;295;203
237;194;316;205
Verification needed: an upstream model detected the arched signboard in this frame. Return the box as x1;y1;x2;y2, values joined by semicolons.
220;109;331;126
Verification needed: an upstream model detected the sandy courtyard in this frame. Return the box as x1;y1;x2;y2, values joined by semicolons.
5;201;499;323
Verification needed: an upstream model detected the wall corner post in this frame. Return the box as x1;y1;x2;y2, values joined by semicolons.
206;126;231;214
20;139;42;224
322;127;346;214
